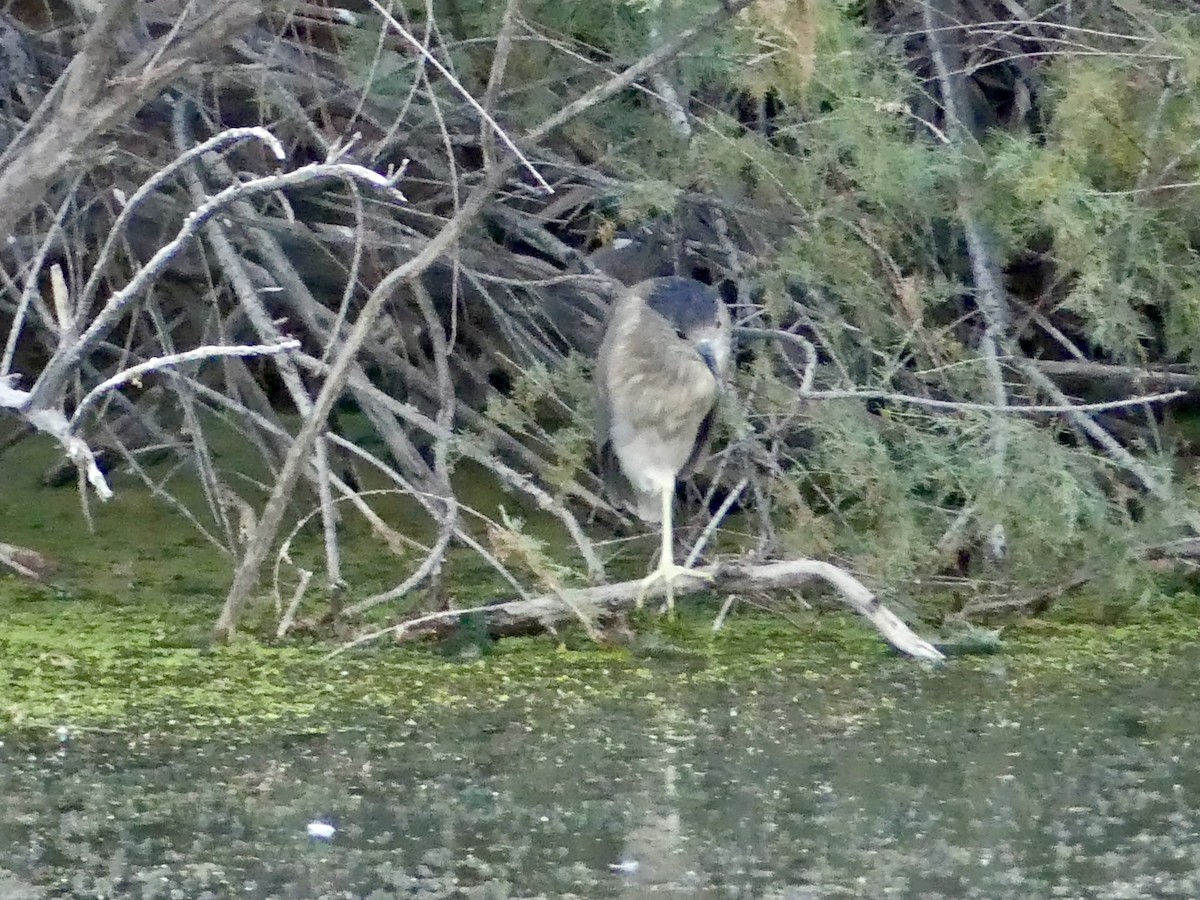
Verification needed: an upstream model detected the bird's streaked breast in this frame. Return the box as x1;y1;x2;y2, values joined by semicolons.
594;276;731;519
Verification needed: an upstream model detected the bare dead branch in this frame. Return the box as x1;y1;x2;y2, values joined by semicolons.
216;165;508;641
0;1;263;238
70;341;300;428
330;558;945;663
29;157;404;411
0;376;112;499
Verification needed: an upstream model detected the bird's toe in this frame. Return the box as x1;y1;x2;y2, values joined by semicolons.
633;562;713;611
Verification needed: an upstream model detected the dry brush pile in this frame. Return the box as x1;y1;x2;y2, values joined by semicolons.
1;0;1199;643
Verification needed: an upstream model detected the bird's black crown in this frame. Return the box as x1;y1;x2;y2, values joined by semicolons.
644;277;722;333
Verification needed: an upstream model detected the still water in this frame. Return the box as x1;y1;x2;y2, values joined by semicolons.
2;649;1198;899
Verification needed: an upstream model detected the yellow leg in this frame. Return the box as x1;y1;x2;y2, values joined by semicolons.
635;486;714;613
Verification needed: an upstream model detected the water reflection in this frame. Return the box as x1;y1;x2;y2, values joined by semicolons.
2;650;1199;898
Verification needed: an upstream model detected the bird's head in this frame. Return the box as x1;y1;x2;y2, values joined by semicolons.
641;277;732;381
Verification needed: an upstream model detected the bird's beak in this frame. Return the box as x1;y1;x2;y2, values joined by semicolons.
695;340;720;378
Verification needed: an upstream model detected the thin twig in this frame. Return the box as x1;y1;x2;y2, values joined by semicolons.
70;341;300;428
364;0;550;193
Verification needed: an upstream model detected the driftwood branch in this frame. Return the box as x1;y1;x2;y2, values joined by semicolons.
70;340;301;427
332;559;946;663
1;375;113;499
0;541;57;581
0;1;262;238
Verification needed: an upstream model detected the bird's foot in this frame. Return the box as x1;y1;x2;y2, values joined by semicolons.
635;562;713;614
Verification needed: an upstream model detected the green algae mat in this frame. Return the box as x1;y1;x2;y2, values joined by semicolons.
5;434;1200;897
4;582;1200;899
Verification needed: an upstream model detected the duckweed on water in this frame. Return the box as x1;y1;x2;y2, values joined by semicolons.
5;441;1200;897
4;589;1200;900
4;580;1200;739
0;586;866;737
3;430;1200;739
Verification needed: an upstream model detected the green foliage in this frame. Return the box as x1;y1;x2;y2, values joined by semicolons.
493;1;1200;616
610;178;684;222
752;373;1169;610
298;0;1200;622
803;402;925;577
977;43;1200;363
21;0;1200;642
484;354;592;501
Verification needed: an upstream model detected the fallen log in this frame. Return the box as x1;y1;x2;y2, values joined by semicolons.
334;558;945;662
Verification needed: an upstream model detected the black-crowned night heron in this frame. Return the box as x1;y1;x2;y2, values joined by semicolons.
594;276;732;611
